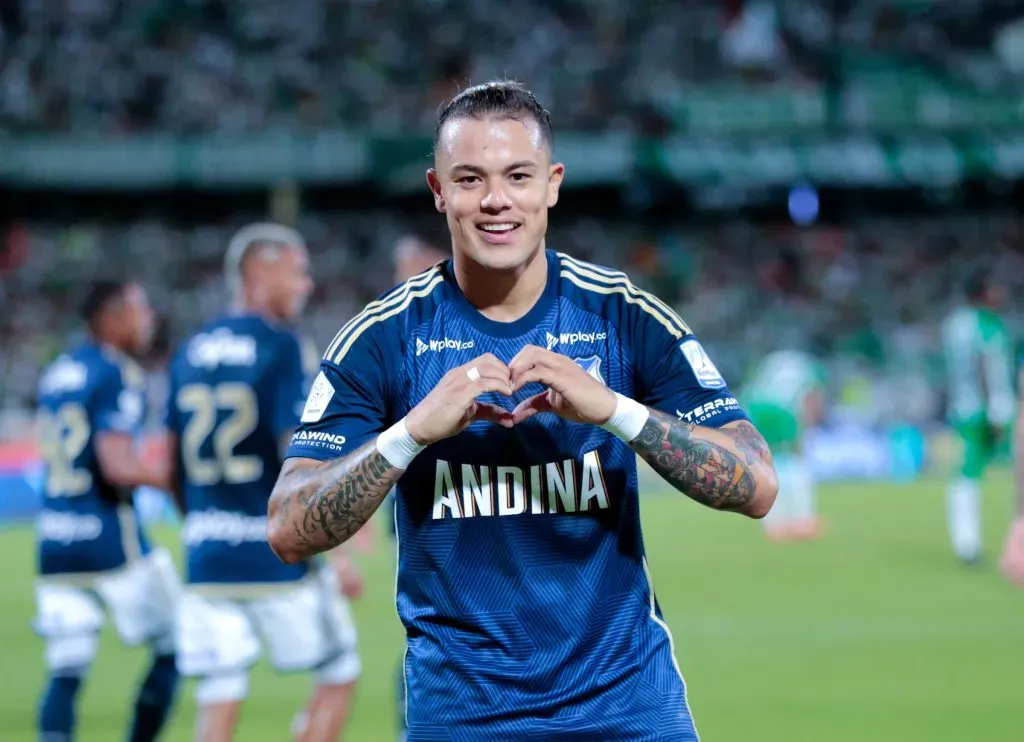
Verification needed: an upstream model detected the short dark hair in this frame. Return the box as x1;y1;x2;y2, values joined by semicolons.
433;80;553;155
963;267;991;303
80;280;128;329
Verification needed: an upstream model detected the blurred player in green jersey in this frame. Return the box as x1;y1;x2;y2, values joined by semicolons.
941;269;1015;565
743;348;827;541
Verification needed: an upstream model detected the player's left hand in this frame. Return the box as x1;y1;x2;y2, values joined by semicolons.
508;345;617;426
999;517;1024;586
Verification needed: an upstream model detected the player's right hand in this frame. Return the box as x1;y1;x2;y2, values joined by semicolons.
405;353;514;445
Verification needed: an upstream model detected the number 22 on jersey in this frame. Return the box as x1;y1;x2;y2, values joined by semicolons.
37;403;92;498
176;382;262;486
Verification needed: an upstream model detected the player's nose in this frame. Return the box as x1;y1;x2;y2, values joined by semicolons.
479;181;512;212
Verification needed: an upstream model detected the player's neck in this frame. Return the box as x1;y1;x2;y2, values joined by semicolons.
89;329;122;354
235;297;280;324
454;246;548;323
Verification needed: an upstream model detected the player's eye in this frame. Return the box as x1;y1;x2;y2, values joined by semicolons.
509;172;530;182
456;176;481;185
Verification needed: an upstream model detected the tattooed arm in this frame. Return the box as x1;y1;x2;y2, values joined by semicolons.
267;445;402;563
629;411;778;518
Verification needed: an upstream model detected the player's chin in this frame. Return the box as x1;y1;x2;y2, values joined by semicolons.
132;336;153;356
470;232;535;270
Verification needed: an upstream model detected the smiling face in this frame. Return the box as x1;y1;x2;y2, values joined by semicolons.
427;115;564;273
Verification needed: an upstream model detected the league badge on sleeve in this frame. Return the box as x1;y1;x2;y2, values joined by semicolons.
679;339;726;389
301;371;335;423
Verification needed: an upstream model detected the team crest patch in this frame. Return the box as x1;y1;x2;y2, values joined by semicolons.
574;356;606;385
679;338;726;389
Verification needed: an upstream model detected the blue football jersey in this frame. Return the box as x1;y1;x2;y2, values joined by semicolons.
287;251;748;740
36;343;151;576
167;315;315;586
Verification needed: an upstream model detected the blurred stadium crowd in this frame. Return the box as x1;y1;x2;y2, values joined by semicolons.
3;212;1023;432
2;0;1024;442
1;0;1022;135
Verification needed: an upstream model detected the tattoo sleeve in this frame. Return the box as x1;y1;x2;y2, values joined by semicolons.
629;410;772;513
269;441;402;560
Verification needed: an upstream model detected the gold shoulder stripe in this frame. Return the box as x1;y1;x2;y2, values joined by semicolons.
323;268;441;361
559;254;692;335
330;272;445;364
559;271;684;340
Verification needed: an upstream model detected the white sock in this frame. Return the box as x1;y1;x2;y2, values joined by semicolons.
947;477;981;560
790;457;817;522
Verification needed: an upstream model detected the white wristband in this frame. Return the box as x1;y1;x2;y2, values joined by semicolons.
376;418;426;469
600;392;650;442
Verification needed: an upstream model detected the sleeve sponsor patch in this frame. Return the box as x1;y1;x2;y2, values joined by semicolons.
300;371;334;423
679;338;726;390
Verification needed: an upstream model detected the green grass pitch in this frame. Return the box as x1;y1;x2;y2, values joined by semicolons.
1;473;1022;741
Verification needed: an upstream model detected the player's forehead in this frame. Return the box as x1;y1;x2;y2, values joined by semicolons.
248;241;307;270
122;283;149;307
280;242;308;267
437;115;547;172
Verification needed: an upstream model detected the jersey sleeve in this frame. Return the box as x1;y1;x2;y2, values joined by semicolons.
94;362;145;435
285;327;393;462
269;332;310;436
632;309;748;429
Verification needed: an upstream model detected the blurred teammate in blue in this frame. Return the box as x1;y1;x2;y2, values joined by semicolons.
389;234;449;742
34;280;180;742
164;224;362;742
268;81;779;740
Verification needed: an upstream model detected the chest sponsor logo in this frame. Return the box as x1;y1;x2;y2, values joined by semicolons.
546;331;607;350
431;451;610;520
416;338;476;356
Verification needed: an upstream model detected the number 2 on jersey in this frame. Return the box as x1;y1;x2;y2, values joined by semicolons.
37;403;92;497
177;382;262;486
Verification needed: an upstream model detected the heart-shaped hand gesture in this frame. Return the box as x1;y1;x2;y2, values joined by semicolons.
508;345;617;426
404;353;516;445
404;346;618;446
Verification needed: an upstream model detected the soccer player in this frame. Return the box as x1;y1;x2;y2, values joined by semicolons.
34;280;180;742
742;348;827;541
267;81;778;740
164;223;362;742
941;268;1015;565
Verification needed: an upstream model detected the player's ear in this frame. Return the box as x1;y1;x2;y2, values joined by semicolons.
426;169;446;213
546;162;565;208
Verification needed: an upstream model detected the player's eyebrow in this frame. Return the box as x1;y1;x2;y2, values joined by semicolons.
449;160;539;176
